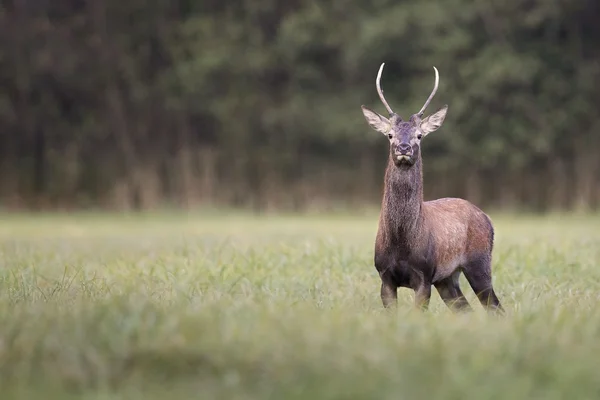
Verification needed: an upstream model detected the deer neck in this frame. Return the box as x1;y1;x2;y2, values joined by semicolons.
381;153;424;239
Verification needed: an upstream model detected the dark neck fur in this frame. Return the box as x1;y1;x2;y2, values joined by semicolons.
380;151;424;242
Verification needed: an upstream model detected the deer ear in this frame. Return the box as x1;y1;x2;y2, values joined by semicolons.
361;105;391;135
420;105;448;136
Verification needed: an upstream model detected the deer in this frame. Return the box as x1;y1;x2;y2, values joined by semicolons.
360;63;504;314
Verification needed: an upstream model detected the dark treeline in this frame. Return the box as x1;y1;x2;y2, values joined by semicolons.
0;0;599;212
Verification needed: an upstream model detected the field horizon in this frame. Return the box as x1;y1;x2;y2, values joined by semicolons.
1;210;600;399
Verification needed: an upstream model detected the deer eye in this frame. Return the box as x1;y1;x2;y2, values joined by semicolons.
417;134;422;140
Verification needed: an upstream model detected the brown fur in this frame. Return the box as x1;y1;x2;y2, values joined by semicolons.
363;64;503;314
374;147;503;313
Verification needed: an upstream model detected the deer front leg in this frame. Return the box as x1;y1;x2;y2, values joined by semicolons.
414;284;431;311
410;268;432;311
375;251;399;309
380;280;398;308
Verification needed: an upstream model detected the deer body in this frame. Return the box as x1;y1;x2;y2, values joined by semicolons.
362;64;503;313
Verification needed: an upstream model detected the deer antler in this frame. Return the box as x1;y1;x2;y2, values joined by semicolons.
417;66;439;117
376;63;394;115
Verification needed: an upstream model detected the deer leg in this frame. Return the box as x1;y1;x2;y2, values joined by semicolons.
434;272;472;312
408;265;433;311
414;283;431;311
380;279;397;308
463;255;504;315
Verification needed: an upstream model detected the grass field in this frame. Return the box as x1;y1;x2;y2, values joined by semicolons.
2;211;600;399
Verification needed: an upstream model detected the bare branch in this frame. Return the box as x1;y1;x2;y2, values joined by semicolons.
417;66;439;117
376;63;394;115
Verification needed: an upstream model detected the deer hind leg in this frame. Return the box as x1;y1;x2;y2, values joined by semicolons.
462;254;504;314
434;270;472;312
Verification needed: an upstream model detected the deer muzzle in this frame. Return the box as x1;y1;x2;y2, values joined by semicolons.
395;143;412;157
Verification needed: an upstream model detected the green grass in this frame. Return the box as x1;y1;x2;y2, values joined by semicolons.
2;211;600;399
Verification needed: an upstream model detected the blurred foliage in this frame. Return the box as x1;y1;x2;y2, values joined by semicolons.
0;0;598;211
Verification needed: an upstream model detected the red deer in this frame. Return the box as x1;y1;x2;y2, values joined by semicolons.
361;63;504;314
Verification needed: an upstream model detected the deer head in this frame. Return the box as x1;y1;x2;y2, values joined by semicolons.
361;63;448;167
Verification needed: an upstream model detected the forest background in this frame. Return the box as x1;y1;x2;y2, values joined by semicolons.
1;0;598;213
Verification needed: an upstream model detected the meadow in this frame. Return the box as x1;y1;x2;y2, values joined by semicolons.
1;210;600;399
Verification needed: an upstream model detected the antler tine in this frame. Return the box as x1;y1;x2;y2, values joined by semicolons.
417;66;439;117
376;63;394;115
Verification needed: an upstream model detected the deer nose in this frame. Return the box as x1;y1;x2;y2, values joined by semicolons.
396;143;412;155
